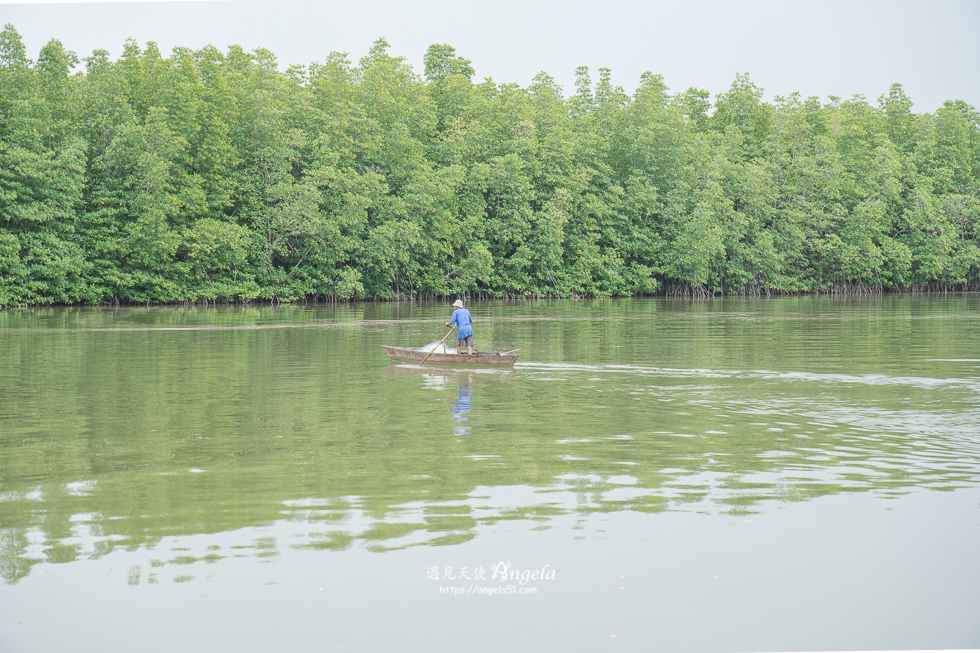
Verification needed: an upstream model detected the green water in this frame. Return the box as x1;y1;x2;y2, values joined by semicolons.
1;296;979;652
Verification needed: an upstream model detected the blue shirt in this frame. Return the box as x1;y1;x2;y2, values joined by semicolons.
449;307;474;339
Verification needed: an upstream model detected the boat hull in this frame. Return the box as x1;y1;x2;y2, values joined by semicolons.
381;345;518;366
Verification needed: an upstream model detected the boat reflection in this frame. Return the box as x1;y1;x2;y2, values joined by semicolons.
384;364;515;437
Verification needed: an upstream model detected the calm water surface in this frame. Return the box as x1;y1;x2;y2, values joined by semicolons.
1;296;979;652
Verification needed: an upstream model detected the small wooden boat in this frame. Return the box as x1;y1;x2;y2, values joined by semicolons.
381;345;518;366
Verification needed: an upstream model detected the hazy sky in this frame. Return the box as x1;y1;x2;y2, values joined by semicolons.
2;0;979;112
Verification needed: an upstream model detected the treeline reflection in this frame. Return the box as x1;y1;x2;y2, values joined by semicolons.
3;368;978;584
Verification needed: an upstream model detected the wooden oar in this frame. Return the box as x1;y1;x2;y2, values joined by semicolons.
419;323;456;366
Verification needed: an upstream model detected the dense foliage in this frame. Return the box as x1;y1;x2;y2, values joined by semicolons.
2;25;979;305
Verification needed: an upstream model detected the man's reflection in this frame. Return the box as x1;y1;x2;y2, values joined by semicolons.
450;373;474;435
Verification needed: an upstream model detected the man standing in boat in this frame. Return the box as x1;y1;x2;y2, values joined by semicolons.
446;299;475;355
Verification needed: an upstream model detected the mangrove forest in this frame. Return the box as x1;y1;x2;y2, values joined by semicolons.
1;25;979;306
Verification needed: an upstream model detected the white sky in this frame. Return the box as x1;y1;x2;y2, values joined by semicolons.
1;0;978;112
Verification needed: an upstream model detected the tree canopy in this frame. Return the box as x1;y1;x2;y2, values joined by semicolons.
2;25;978;306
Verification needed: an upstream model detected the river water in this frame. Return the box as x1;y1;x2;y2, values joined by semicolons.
1;296;979;652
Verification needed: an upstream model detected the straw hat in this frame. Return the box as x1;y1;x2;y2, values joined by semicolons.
452;299;463;307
